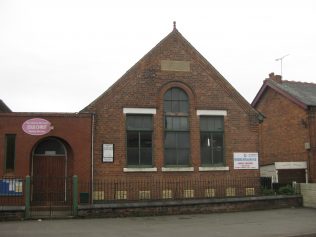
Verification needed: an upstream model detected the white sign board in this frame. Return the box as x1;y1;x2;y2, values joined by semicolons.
103;144;114;163
233;152;258;170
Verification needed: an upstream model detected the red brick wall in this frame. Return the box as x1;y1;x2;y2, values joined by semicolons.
0;113;92;183
255;87;309;166
84;31;260;181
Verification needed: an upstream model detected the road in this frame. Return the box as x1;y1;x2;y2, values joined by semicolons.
1;208;316;237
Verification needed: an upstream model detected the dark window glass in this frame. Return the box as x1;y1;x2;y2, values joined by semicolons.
5;134;16;171
126;115;152;131
200;116;223;131
164;88;190;166
164;131;190;166
126;115;153;166
34;138;65;155
165;117;188;131
164;87;188;113
200;116;224;165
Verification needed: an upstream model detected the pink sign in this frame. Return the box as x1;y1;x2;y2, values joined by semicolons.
22;118;53;136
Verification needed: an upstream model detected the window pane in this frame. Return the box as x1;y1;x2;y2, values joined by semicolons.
179;90;188;101
178;132;190;148
164;132;176;148
172;117;180;130
140;132;152;148
127;115;152;130
179;101;188;113
212;133;223;164
5;134;15;170
172;88;180;100
127;148;139;165
140;148;152;165
164;90;172;100
178;149;189;165
200;132;224;165
201;147;211;164
164;101;172;113
142;116;152;130
165;149;177;165
200;116;223;131
165;116;173;130
180;117;188;130
127;132;139;148
172;101;180;112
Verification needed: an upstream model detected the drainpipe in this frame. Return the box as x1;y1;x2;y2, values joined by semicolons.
91;113;95;204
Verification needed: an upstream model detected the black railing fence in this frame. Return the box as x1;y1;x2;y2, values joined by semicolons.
0;176;301;208
78;177;263;204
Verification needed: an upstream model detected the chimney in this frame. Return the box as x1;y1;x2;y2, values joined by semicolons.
267;72;282;83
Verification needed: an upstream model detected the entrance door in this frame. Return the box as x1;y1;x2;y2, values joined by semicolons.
32;155;66;204
31;138;69;205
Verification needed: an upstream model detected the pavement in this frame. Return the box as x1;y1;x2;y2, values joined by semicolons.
1;208;316;237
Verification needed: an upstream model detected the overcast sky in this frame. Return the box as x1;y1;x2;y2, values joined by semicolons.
0;0;315;112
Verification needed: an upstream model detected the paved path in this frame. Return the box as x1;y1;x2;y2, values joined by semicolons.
1;208;316;237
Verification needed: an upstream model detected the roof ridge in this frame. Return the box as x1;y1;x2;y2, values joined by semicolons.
283;80;316;85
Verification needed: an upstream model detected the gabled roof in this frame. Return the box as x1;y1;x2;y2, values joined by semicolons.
252;73;316;109
82;25;257;116
0;99;12;112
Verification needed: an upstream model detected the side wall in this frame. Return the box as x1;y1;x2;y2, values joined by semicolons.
256;88;309;166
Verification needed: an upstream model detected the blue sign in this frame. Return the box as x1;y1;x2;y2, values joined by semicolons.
0;179;23;196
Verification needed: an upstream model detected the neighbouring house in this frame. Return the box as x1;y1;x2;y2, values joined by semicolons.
252;72;316;184
0;100;11;113
82;24;261;201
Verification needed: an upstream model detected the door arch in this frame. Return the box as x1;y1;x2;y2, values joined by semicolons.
31;137;70;204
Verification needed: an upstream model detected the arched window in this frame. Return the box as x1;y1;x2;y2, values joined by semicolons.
164;88;190;166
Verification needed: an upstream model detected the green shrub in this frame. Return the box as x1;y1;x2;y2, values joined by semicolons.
278;185;295;195
261;187;275;196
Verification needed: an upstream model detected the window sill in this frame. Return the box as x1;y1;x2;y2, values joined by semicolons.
198;166;229;171
123;167;158;172
162;167;194;172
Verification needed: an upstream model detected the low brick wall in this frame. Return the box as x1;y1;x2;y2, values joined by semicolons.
299;183;316;208
0;206;25;221
78;195;302;218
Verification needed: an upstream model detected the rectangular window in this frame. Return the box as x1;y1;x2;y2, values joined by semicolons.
5;134;16;171
200;117;224;166
126;115;152;166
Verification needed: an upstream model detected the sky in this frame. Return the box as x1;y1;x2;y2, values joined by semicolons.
0;0;315;112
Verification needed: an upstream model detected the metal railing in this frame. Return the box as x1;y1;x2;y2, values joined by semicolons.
78;177;265;204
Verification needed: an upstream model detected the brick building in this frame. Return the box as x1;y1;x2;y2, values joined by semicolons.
0;113;92;204
1;25;261;207
82;24;260;200
252;73;316;184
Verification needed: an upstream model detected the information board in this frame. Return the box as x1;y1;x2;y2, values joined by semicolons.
233;152;259;170
102;144;114;163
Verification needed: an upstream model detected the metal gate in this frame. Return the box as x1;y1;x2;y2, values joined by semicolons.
30;176;73;218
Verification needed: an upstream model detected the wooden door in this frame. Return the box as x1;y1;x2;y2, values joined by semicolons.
32;155;66;204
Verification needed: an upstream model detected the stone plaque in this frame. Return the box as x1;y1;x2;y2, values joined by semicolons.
161;60;190;72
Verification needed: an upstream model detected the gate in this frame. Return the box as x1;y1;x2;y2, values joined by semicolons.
30;176;73;218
